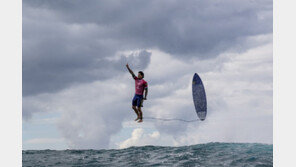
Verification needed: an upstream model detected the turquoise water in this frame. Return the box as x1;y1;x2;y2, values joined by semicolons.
22;142;272;167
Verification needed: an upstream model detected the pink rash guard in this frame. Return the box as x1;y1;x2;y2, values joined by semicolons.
134;76;148;95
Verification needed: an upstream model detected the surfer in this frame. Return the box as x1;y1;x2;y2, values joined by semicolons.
126;63;148;123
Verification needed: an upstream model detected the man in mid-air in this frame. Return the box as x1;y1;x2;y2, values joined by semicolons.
126;63;148;123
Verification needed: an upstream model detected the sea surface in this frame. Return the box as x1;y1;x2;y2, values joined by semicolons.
23;142;272;167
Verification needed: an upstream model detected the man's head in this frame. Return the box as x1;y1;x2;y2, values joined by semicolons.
138;71;144;79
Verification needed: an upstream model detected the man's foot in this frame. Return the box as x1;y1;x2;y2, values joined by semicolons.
135;117;140;121
137;119;143;123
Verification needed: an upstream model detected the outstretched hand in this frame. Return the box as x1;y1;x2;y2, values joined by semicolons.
126;63;129;68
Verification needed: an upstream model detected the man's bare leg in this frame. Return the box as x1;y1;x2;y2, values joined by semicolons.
137;107;143;123
132;106;140;121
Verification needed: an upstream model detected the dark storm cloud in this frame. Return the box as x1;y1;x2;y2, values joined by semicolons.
23;0;272;96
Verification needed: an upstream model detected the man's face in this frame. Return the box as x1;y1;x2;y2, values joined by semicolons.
138;73;143;79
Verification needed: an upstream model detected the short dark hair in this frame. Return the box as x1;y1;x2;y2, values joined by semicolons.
138;71;144;78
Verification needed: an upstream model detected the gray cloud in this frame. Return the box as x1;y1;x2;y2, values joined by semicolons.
23;0;272;96
22;0;272;149
23;44;151;96
22;39;273;148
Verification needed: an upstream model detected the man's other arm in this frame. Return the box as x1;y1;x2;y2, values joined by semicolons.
144;87;148;100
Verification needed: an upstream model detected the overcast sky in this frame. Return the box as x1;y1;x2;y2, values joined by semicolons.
22;0;272;150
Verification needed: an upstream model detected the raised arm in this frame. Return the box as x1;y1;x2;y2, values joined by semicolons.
126;63;136;78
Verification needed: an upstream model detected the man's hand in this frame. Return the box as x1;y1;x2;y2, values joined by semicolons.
126;63;136;78
143;97;147;100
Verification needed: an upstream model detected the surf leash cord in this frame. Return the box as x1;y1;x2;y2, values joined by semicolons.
143;117;200;122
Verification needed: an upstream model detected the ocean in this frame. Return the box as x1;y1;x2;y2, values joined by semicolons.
23;142;272;167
